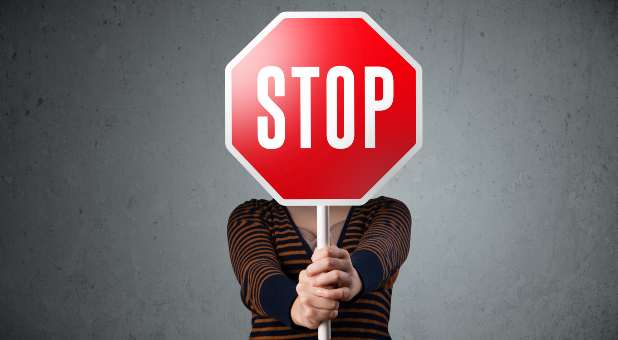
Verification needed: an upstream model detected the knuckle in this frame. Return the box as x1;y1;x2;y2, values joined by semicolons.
299;295;309;305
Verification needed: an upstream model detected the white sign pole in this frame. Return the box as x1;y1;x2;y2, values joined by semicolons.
316;205;331;340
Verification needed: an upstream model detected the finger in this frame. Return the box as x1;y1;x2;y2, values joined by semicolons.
304;308;338;329
311;246;349;262
313;270;352;288
297;280;315;296
305;320;320;330
299;269;327;286
305;293;339;310
306;307;338;325
297;284;340;309
312;308;338;322
298;269;309;284
314;286;352;301
306;257;347;276
298;270;319;287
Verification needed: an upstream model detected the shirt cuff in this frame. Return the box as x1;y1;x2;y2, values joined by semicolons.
259;274;298;327
350;250;385;295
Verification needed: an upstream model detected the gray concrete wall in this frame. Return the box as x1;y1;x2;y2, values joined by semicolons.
1;0;616;339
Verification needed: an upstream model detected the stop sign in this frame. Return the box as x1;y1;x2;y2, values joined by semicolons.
225;12;422;206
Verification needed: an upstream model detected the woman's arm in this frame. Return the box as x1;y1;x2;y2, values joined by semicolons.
350;197;412;293
227;200;298;326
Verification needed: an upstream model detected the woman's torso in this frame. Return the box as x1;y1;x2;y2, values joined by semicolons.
248;197;397;340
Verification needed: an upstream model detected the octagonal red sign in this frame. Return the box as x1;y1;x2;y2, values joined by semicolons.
225;12;422;206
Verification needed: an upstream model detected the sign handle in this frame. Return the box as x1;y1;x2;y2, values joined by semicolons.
316;205;331;340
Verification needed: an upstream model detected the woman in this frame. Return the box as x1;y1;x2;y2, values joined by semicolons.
227;196;411;339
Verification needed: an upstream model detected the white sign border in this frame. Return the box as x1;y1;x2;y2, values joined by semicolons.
225;11;423;206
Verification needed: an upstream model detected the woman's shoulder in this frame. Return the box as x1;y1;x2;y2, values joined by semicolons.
228;198;276;221
232;198;273;209
364;195;410;211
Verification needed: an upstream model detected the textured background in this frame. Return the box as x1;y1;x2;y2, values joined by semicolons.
1;0;617;339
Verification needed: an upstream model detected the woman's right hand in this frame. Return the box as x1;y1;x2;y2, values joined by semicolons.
291;269;339;329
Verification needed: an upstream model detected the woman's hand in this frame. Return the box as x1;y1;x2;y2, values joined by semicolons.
291;269;339;329
291;246;364;328
306;246;363;302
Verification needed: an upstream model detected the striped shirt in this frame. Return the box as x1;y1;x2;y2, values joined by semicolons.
227;196;412;339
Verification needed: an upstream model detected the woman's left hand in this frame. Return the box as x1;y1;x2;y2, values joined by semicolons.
306;246;363;302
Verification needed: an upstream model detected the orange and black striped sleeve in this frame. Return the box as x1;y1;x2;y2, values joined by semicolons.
227;199;298;326
350;197;412;294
